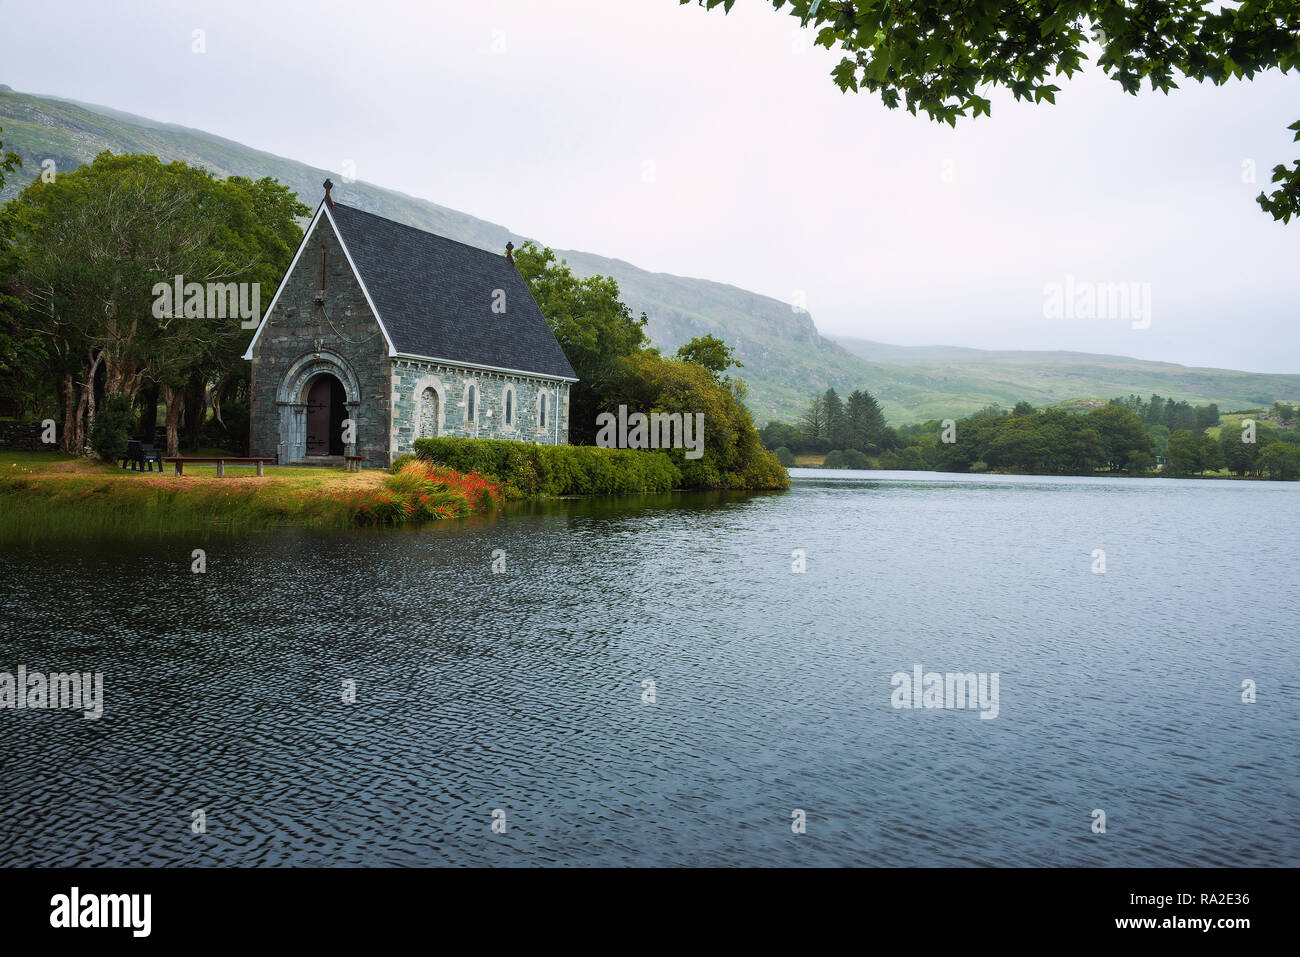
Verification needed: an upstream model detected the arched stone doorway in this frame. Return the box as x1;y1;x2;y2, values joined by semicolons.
305;373;347;457
276;351;361;464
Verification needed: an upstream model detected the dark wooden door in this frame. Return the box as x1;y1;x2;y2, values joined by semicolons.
306;376;345;456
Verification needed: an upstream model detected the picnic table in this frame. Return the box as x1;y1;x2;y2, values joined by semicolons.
162;456;277;477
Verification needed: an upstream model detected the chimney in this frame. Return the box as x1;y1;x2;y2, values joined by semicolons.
323;178;335;209
505;241;515;265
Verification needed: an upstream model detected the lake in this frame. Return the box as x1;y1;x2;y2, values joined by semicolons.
1;469;1296;866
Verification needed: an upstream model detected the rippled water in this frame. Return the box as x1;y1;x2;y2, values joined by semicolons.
1;470;1296;866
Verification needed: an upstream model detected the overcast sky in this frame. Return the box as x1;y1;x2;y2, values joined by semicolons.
2;0;1297;372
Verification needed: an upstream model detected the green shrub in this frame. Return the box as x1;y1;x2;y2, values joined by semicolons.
389;453;417;474
90;395;138;461
413;437;681;495
823;450;846;469
842;449;871;470
774;446;796;467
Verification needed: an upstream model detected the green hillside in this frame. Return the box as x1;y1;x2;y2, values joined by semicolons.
831;337;1300;423
3;83;1297;425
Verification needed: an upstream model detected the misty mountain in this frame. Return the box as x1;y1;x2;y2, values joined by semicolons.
3;83;1297;424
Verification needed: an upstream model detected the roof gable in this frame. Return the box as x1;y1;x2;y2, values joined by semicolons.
326;203;576;380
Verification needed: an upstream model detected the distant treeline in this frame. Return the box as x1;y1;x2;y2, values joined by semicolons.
760;388;893;458
759;390;1300;481
1108;393;1220;433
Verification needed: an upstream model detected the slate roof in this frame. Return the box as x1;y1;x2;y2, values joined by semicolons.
328;202;577;380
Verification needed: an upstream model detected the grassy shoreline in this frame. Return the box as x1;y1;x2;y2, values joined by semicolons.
0;452;501;543
0;443;788;544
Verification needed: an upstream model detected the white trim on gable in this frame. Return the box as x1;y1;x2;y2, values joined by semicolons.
241;201;399;361
321;204;398;358
242;202;325;361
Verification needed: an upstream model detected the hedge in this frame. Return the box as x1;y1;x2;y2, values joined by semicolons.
412;437;681;496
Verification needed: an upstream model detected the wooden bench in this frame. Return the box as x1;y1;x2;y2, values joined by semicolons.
344;454;364;472
163;456;276;477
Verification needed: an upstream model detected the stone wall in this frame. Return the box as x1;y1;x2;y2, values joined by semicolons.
390;359;570;458
0;420;51;451
247;212;392;467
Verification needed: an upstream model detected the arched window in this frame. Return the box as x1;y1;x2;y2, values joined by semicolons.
467;383;476;423
505;389;513;425
540;392;547;429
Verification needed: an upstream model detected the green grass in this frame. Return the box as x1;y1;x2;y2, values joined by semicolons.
0;451;510;542
0;451;386;543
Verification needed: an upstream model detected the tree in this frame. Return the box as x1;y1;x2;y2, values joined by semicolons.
1165;398;1198;433
605;349;786;488
1164;429;1202;476
1084;404;1152;471
514;242;649;444
799;392;827;442
1012;400;1035;417
822;388;847;448
842;448;871;469
1198;433;1225;473
760;419;805;452
197;176;309;451
1257;440;1300;480
1195;403;1220;432
845;388;887;451
1126;449;1155;474
1148;423;1171;458
89;393;137;462
688;1;1300;222
1068;427;1105;472
1143;394;1165;425
1221;428;1259;476
675;334;742;380
0;126;48;419
3;153;305;454
986;418;1050;471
